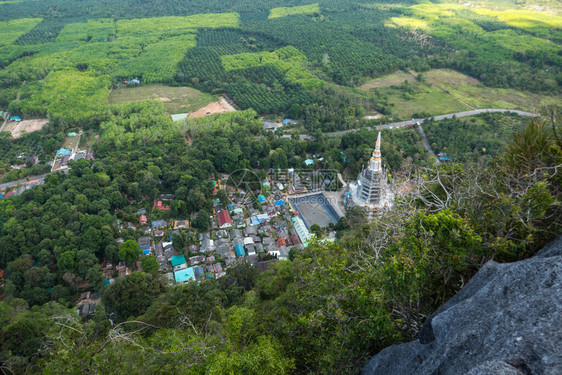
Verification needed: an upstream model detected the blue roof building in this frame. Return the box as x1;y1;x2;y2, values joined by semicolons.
235;244;245;257
250;216;263;226
257;195;267;203
56;148;72;157
10;116;21;121
174;267;195;283
170;255;186;267
140;244;151;255
152;219;167;229
274;199;285;207
304;159;314;166
194;266;205;279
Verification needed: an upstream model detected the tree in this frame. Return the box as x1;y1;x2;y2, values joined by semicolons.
118;240;140;267
192;210;210;231
102;272;166;321
217;189;229;207
57;251;76;273
310;224;322;237
172;233;187;252
382;209;482;335
207;336;294;375
141;255;159;273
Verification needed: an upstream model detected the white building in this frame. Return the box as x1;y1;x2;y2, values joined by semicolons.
292;216;313;245
347;130;394;220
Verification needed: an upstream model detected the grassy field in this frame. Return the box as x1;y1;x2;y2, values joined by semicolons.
423;69;560;111
381;83;471;119
109;85;216;113
360;71;416;90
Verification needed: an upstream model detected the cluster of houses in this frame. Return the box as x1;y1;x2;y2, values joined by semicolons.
106;166;335;287
202;186;313;266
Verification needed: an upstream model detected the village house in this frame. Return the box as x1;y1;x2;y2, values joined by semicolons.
173;220;189;229
200;232;215;252
216;209;233;229
171;255;187;271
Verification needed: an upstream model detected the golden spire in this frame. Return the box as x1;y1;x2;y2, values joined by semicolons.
368;130;382;172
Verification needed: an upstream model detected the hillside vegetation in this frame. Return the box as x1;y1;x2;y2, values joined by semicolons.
0;108;559;374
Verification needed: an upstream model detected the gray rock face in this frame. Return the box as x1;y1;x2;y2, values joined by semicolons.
362;236;562;375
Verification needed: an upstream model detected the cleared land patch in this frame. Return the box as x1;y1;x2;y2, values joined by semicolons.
188;98;236;118
109;85;215;113
360;71;416;90
423;69;560;111
3;118;49;138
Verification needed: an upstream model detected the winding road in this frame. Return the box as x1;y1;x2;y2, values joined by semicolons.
325;109;538;137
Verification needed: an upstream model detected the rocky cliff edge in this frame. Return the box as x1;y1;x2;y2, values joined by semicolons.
362;236;562;375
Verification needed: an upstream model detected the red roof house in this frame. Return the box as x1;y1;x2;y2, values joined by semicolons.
217;209;233;229
276;237;287;247
139;215;147;224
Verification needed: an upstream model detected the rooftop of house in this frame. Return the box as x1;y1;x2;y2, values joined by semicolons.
170;255;186;267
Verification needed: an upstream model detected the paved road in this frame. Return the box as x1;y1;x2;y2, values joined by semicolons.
0;173;51;190
0;169;69;192
325;109;538;137
417;123;440;164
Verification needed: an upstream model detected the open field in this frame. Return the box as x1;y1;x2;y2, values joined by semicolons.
382;83;471;120
423;69;561;111
109;85;216;114
360;71;416;90
3;119;49;138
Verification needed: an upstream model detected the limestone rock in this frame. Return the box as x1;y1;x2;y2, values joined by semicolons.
362;236;562;375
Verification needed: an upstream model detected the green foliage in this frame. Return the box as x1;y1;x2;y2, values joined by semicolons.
207;335;294;374
382;209;482;331
192;209;210;231
221;46;324;89
341;127;429;173
391;3;562;92
424;113;528;162
99;101;182;149
56;18;116;43
196;28;282;55
102;271;166;321
112;32;197;83
116;13;240;37
12;69;110;124
251;15;402;86
269;3;320;19
118;240;140;265
141;254;160;273
0;17;41;46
